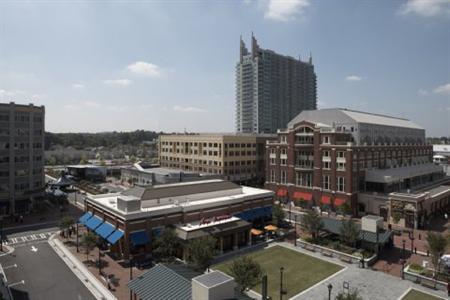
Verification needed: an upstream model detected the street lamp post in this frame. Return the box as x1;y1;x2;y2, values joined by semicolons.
98;243;102;275
129;257;134;300
76;222;79;253
327;283;333;300
294;214;297;247
0;216;3;252
289;201;292;225
279;267;284;300
402;239;406;259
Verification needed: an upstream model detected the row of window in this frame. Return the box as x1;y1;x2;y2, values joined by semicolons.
269;170;346;192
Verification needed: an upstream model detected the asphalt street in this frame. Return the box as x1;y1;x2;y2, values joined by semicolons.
1;239;95;300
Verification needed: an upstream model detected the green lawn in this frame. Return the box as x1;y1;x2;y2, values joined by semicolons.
212;245;342;299
402;289;444;300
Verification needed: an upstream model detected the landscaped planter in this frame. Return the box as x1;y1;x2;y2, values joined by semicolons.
404;264;448;292
297;238;377;265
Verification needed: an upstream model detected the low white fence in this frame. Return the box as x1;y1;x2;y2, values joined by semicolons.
297;239;378;266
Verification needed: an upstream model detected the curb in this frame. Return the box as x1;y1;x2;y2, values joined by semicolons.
48;233;117;300
0;245;14;257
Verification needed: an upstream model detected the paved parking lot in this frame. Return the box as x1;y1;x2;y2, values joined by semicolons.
1;240;95;300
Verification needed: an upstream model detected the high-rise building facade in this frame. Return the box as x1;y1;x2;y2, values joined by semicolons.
236;34;317;134
0;102;45;215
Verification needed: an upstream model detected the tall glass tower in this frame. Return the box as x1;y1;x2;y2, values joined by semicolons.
236;34;317;133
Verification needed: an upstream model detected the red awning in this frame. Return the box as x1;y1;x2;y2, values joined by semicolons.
277;189;287;197
334;198;346;206
293;191;312;201
321;195;331;205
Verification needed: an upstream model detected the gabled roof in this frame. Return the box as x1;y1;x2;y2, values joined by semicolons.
288;108;423;130
127;263;201;300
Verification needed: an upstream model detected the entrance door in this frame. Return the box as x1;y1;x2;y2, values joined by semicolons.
405;212;415;229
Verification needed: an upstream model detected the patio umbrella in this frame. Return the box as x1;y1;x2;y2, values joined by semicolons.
264;225;278;231
251;228;264;236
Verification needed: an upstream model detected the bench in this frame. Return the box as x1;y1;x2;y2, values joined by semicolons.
305;245;316;252
322;250;333;257
421;278;436;290
340;255;353;264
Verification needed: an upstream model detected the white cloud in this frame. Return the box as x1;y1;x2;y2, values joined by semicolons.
127;61;162;77
399;0;450;17
433;83;450;94
72;83;85;89
264;0;310;21
103;79;131;86
84;101;101;108
140;104;153;110
63;104;80;111
173;105;207;113
418;89;428;96
31;94;47;101
345;75;363;81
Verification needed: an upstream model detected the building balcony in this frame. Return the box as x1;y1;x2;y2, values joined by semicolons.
295;165;314;171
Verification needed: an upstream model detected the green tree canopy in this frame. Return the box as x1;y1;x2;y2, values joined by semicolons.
272;204;286;227
186;235;217;271
59;216;75;239
339;219;360;248
302;210;324;239
229;256;264;292
336;289;363;300
426;231;448;274
81;231;98;261
153;228;181;262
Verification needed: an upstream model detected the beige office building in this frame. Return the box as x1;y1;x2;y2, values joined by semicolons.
159;134;275;183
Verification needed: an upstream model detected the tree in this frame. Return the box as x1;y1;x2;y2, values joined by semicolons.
339;202;352;216
339;219;360;248
81;231;98;262
59;216;75;239
302;210;323;240
426;232;448;276
272;204;285;227
186;235;217;271
153;228;181;262
336;289;363;300
229;256;263;292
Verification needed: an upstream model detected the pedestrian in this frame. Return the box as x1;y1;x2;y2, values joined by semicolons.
107;277;111;290
447;281;450;296
445;213;448;220
19;215;23;224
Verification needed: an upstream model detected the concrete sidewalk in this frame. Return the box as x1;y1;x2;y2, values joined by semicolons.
48;234;116;300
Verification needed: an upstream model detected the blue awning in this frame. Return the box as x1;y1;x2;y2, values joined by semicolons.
95;222;116;239
107;229;124;245
79;212;93;225
85;215;103;230
130;231;150;246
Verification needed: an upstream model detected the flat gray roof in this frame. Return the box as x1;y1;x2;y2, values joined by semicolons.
193;271;233;288
121;179;240;201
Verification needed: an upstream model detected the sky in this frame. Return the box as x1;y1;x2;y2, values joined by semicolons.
0;0;449;136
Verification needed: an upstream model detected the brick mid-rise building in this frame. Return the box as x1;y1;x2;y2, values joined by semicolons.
265;108;446;221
